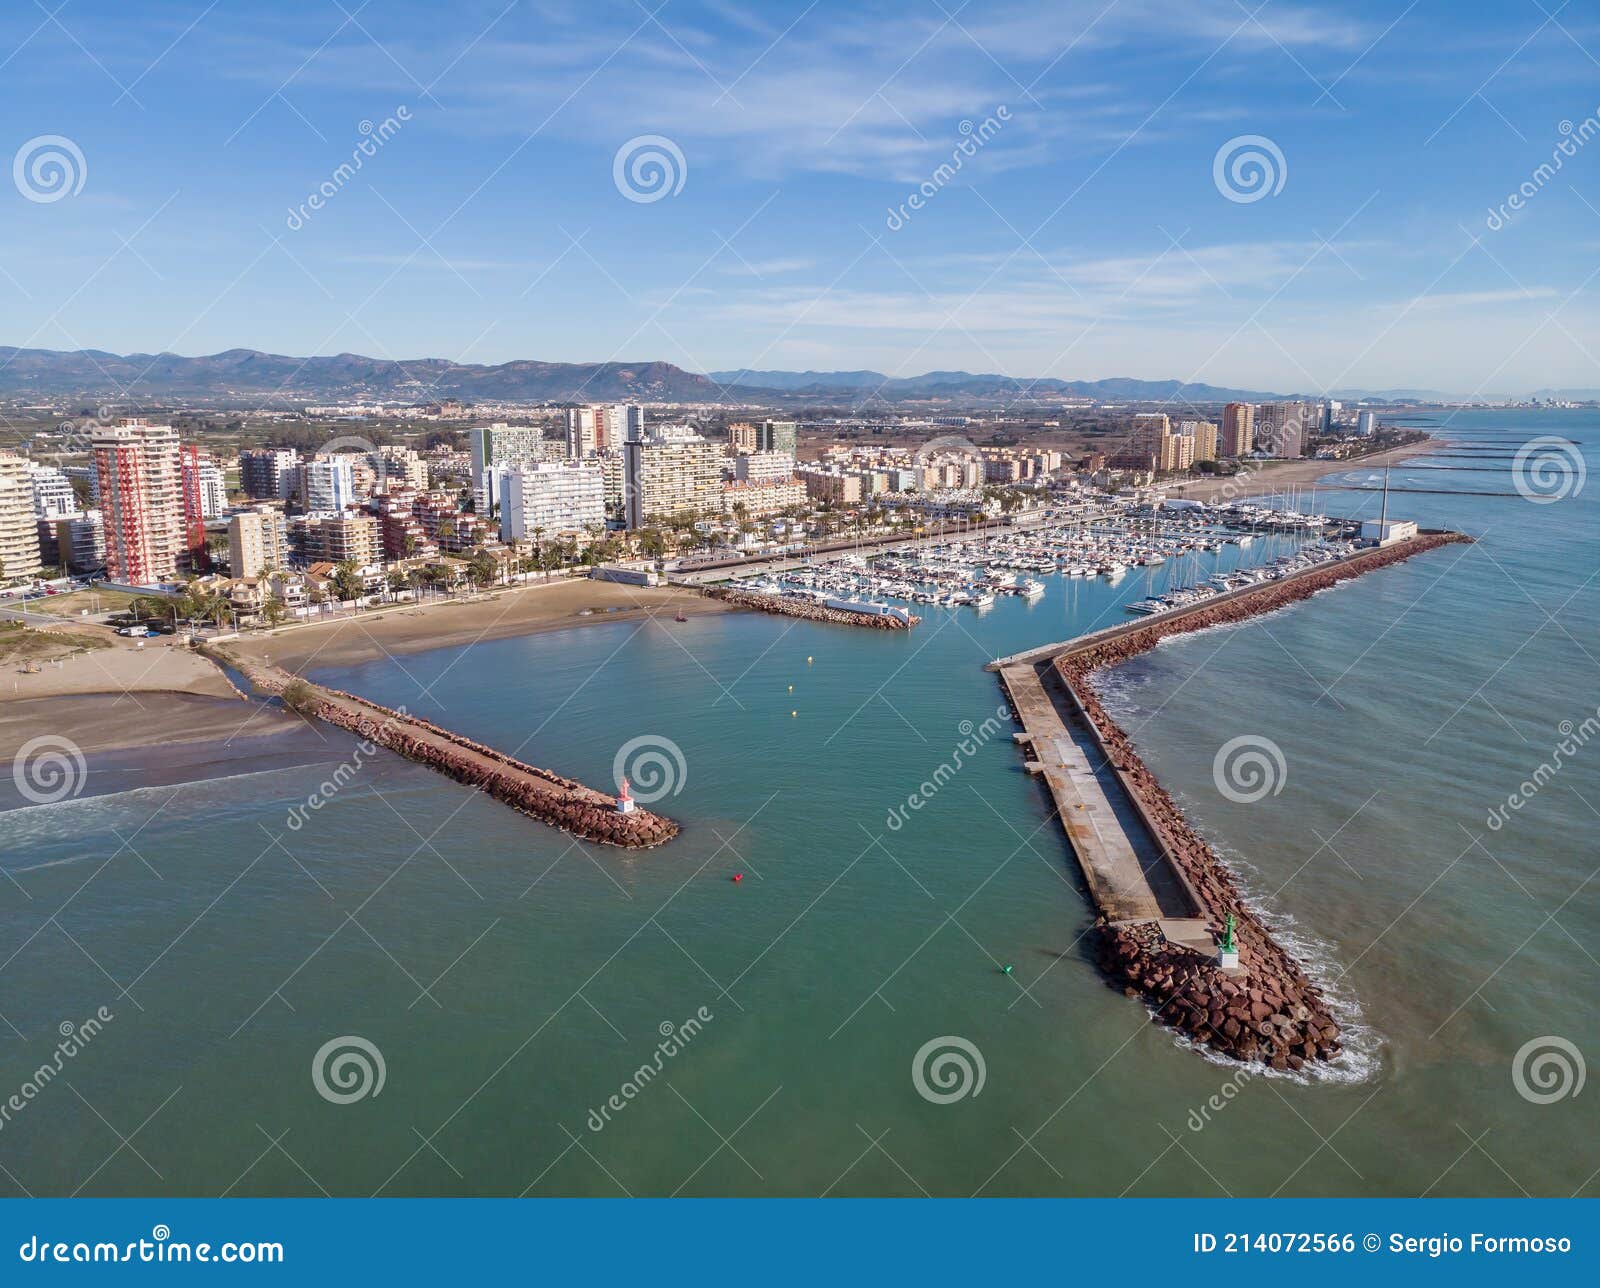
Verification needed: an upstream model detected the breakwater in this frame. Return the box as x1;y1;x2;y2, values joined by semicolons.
208;649;679;848
700;586;919;629
1004;532;1470;1068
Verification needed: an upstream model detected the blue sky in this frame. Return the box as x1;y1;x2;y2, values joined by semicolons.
2;0;1598;393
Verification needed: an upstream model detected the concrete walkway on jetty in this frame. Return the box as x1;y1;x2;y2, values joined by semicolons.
1000;661;1189;923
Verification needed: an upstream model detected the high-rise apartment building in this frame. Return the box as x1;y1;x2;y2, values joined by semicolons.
1178;420;1219;463
93;420;190;583
1256;402;1312;459
299;456;357;513
303;512;379;565
757;420;798;455
622;425;724;528
29;463;81;522
499;461;606;541
1220;403;1255;457
567;405;643;459
469;423;556;514
0;452;43;582
727;422;758;453
734;451;796;484
228;506;290;578
239;448;300;501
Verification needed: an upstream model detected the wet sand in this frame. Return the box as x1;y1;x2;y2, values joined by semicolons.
224;577;732;672
0;690;298;761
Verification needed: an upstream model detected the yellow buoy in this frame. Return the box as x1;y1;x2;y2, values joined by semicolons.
787;684;793;692
806;656;813;664
791;710;797;718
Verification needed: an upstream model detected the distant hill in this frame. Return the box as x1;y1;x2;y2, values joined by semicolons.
713;368;1284;402
0;347;743;404
0;345;1373;406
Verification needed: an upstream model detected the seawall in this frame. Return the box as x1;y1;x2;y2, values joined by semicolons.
210;649;679;849
1012;532;1471;1068
699;586;919;629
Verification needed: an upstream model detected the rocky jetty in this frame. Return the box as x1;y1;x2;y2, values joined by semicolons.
212;651;678;848
1055;532;1470;1068
701;586;918;629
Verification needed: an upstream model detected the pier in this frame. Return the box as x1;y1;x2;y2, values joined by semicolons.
995;530;1470;1067
208;649;679;849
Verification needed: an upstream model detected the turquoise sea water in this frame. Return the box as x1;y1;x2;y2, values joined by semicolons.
2;410;1595;1197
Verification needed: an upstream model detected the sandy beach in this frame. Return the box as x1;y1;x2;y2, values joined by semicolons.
224;576;732;672
1155;436;1443;504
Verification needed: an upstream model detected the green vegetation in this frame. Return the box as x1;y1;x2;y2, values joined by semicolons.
279;678;320;714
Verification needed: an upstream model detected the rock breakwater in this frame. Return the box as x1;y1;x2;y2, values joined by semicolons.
701;586;918;629
1054;532;1470;1068
211;650;678;848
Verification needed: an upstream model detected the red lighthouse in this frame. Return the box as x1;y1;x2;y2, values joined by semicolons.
616;776;637;814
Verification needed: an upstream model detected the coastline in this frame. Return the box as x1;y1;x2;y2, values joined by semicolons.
222;577;732;672
0;690;299;762
1155;435;1444;504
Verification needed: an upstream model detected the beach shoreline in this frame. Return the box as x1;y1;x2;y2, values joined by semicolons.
222;577;733;673
1155;435;1444;504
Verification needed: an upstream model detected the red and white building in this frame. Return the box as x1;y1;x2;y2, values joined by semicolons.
93;420;202;583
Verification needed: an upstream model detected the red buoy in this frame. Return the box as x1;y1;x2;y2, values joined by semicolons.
732;873;744;883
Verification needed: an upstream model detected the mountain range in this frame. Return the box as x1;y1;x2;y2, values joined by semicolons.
0;346;1558;406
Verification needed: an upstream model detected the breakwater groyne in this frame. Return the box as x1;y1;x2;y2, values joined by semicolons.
996;532;1470;1068
209;650;679;848
699;586;919;629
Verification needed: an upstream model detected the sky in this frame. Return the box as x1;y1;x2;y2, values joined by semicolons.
2;0;1599;395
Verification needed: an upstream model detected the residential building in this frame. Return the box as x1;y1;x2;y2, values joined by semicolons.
239;448;300;501
300;456;357;512
798;469;862;504
734;451;796;484
727;422;758;453
198;457;228;517
1220;403;1255;456
500;461;606;541
29;463;81;523
621;425;725;528
468;423;555;514
0;452;43;581
228;506;290;578
373;445;428;491
52;511;105;574
1256;402;1312;458
758;420;798;454
302;512;379;565
1179;420;1219;463
722;477;806;519
1357;410;1377;437
92;419;189;583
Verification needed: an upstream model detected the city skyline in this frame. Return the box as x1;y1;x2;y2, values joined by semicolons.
3;0;1598;394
